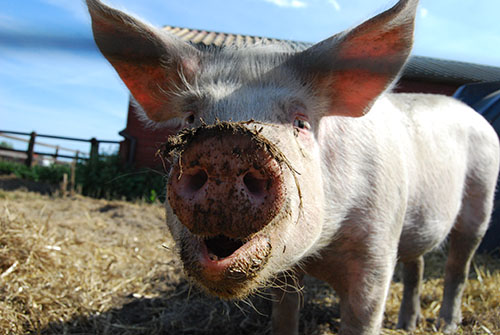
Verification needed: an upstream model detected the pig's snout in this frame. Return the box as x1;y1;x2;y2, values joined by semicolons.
167;130;286;240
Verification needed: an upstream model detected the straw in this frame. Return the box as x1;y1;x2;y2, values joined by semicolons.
1;189;499;334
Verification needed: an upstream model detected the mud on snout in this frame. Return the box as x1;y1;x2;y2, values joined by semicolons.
162;120;298;298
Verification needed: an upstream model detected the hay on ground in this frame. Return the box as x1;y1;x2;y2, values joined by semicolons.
0;189;499;334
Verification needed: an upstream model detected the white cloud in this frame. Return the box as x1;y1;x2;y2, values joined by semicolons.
262;0;341;11
263;0;308;8
0;48;115;90
328;0;341;11
420;7;429;19
0;47;128;121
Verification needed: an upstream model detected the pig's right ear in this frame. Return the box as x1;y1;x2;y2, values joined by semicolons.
86;0;200;123
292;0;418;118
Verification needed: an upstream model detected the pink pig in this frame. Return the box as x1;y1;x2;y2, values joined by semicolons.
87;0;499;334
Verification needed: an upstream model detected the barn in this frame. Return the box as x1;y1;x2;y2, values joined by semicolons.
117;26;500;169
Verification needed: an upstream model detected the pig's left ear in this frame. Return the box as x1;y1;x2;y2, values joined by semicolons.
292;0;418;117
87;0;200;123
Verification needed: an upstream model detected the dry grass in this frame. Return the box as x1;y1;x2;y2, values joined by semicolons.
1;188;499;335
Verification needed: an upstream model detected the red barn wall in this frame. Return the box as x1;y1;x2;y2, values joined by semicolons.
120;101;174;169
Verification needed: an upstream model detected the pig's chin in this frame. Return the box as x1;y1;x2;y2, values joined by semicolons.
179;230;272;299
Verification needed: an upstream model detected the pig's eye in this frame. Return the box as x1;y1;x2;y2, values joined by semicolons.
185;113;195;125
293;118;311;130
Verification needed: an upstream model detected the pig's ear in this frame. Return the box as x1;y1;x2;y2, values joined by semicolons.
293;0;418;117
86;0;200;123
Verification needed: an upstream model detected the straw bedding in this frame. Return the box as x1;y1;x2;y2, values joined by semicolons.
1;188;499;334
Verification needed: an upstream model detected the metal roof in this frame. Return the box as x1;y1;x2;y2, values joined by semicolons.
404;56;500;84
163;25;500;85
163;26;311;49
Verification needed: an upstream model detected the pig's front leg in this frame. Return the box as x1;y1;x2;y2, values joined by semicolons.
335;256;397;335
307;243;398;335
310;241;398;335
271;272;304;335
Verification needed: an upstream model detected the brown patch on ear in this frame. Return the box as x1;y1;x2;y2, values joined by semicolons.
291;0;418;118
319;70;389;117
87;0;200;123
339;25;413;61
325;26;414;117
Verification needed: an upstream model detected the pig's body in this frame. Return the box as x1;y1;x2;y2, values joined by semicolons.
87;0;500;334
316;93;498;261
295;93;499;334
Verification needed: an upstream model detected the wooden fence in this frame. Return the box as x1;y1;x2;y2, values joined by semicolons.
0;130;121;167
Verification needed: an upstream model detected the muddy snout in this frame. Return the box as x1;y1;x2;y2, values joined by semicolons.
167;123;286;240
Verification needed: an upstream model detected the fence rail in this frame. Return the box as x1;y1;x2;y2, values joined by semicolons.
0;130;121;167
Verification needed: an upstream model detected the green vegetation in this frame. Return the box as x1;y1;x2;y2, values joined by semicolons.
0;156;166;203
0;141;13;149
0;160;70;184
76;155;166;202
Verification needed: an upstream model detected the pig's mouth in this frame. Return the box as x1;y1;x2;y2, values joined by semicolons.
196;233;270;272
180;231;272;298
204;235;244;261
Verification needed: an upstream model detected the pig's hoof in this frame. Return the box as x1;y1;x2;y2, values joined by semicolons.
437;318;459;334
396;313;421;331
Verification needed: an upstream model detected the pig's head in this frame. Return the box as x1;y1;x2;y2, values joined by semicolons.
87;0;417;298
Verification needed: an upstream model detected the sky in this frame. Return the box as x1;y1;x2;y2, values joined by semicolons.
1;0;500;156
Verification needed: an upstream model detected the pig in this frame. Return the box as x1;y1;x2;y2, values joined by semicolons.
87;0;499;334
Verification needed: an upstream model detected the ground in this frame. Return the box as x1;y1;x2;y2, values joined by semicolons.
1;182;499;335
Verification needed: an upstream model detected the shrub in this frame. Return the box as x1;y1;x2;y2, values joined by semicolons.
0;160;70;184
0;157;166;203
0;141;13;149
76;155;166;202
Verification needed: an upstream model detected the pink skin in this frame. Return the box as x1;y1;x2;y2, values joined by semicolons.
88;1;500;333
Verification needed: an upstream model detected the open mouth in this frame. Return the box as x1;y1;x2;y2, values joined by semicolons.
190;233;271;282
204;235;244;261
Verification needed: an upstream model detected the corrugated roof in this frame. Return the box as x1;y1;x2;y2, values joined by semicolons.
163;25;500;85
163;26;310;49
403;56;500;84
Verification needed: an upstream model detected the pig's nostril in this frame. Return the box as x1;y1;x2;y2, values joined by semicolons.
243;171;267;196
185;169;208;192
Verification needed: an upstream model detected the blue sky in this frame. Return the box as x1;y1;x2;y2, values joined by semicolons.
2;0;500;155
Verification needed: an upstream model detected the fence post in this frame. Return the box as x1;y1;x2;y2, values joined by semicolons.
54;145;60;163
60;173;68;197
90;138;99;166
25;131;37;167
70;157;76;196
